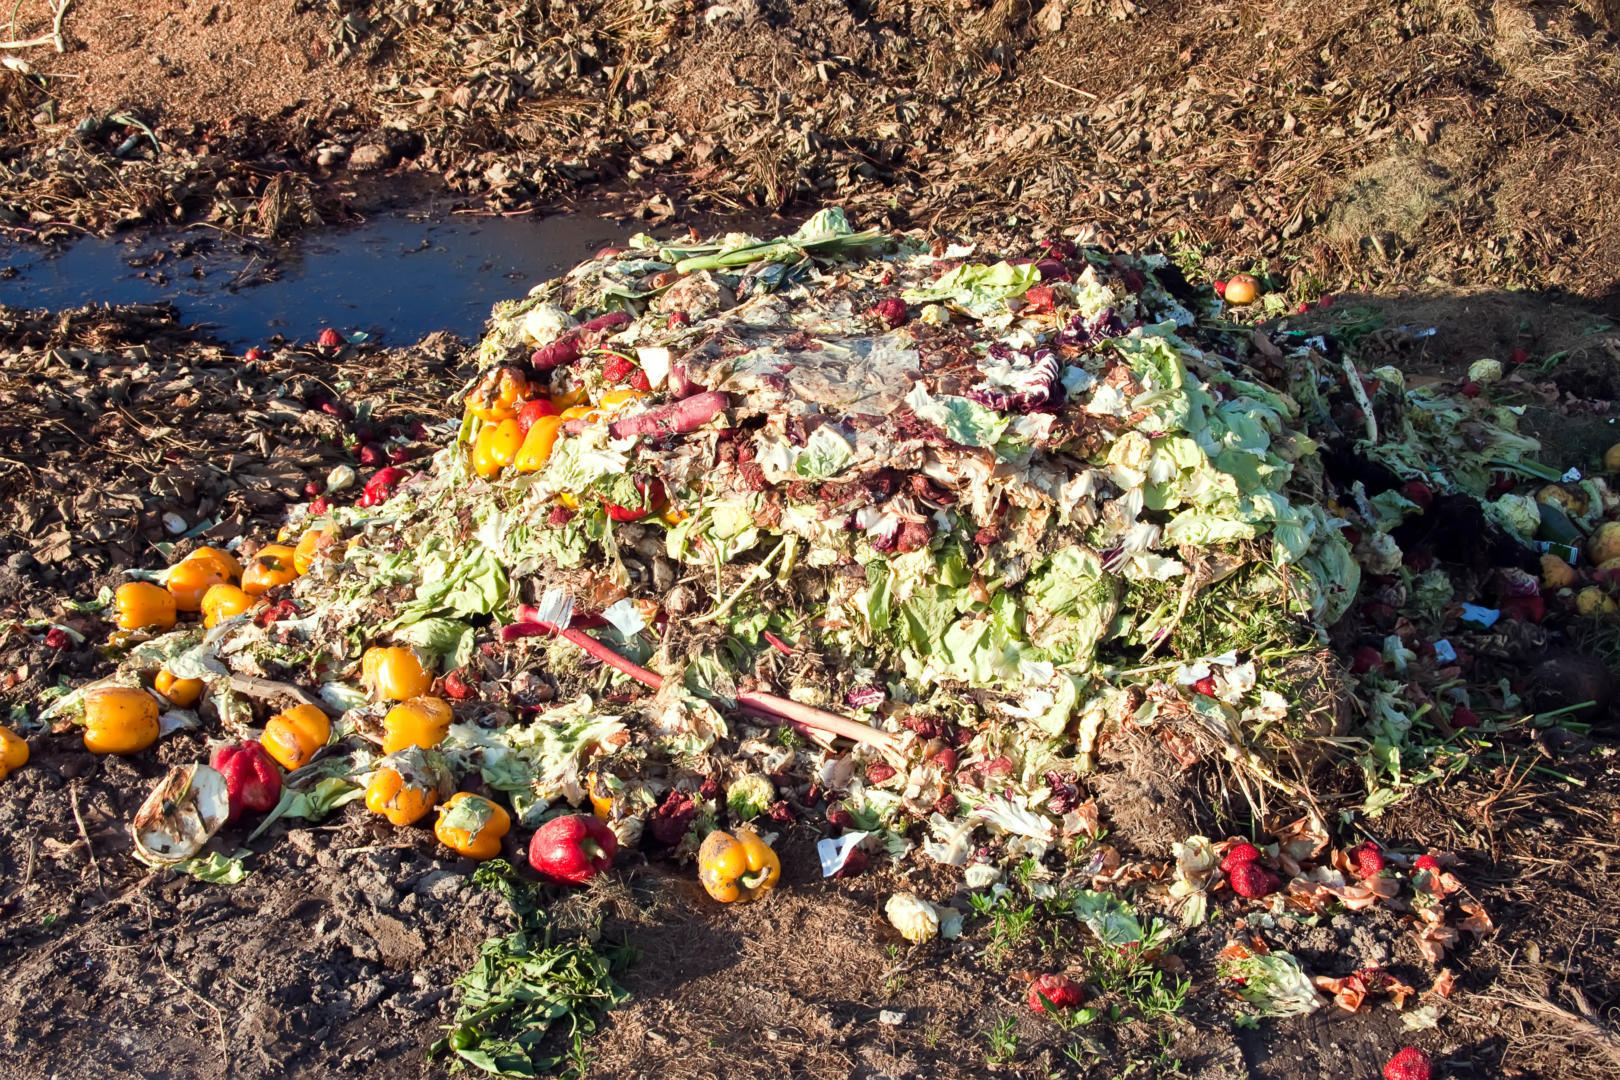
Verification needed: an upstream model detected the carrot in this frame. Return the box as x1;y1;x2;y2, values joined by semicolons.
608;390;729;440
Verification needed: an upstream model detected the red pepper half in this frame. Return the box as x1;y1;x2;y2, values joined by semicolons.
210;740;283;821
528;813;618;885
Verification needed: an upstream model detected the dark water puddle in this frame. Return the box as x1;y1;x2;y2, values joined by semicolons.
0;213;628;347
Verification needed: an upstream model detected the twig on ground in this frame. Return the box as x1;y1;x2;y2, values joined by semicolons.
67;782;102;887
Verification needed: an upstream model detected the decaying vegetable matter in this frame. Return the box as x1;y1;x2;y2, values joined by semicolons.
20;207;1620;1073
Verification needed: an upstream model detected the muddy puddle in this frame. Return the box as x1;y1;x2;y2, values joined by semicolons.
0;212;628;345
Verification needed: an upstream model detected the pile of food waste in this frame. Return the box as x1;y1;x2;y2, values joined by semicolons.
13;208;1616;1076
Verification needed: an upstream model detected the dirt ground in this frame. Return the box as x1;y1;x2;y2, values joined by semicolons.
2;2;1620;1079
0;1;1617;304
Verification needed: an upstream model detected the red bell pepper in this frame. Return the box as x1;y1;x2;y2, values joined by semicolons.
210;740;282;821
528;814;618;884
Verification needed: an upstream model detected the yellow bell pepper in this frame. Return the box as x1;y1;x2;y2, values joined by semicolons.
472;418;524;479
361;646;433;702
365;746;453;826
599;388;648;413
293;524;342;574
241;544;300;596
83;686;161;755
262;703;332;770
187;545;243;580
381;695;454;754
0;724;28;781
514;415;565;473
200;583;255;628
434;792;511;860
114;582;177;632
154;668;204;707
165;556;230;613
698;826;781;903
465;365;531;422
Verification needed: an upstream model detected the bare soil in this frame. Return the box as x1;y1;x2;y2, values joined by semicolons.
0;1;1615;304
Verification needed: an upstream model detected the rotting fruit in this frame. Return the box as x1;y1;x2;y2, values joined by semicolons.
241;545;300;596
0;725;28;781
1223;273;1260;305
697;826;780;903
262;703;331;770
514;415;565;473
293;524;342;574
528;814;618;885
361;646;433;701
472;418;523;479
365;746;452;826
187;546;243;580
201;584;255;628
210;740;283;821
154;668;204;707
82;686;161;755
434;792;511;861
166;556;231;613
381;696;454;754
114;582;177;632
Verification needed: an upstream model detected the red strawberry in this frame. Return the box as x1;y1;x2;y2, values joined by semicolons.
1297;301;1312;314
866;761;898;784
1414;854;1441;874
930;748;959;773
517;398;559;435
827;806;858;831
1450;706;1480;729
243;347;265;363
1192;674;1218;697
1383;1047;1432;1080
44;628;70;650
303;480;322;498
934;792;958;816
1027;973;1086;1012
1221;843;1261;873
870;297;909;328
600;354;636;384
317;328;344;350
1229;860;1279;899
1213;280;1228;297
1350;646;1384;675
357;443;383;466
667;310;691;329
1351;841;1386;877
628;368;652;392
546;505;575;527
309;497;330;515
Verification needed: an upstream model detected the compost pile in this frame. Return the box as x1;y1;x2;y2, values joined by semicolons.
21;209;1614;1066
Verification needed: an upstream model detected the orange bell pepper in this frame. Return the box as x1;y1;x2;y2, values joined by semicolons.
154;668;204;707
698;826;781;903
114;582;177;632
82;686;161;755
200;583;255;628
381;695;454;754
434;792;511;860
262;703;332;770
241;544;300;596
364;746;454;826
0;724;28;781
361;646;433;701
